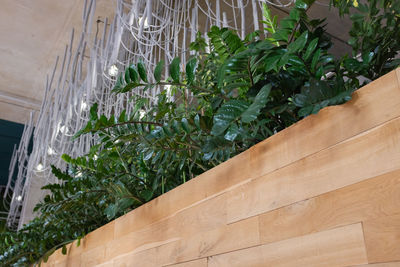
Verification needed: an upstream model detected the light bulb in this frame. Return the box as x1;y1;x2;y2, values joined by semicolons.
59;125;68;134
139;109;146;119
16;195;22;201
36;163;43;171
81;101;88;111
108;65;119;77
47;147;55;155
76;172;82;178
139;16;149;28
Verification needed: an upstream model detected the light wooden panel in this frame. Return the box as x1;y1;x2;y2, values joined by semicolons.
208;223;368;267
228;115;400;224
363;214;400;263
157;216;260;266
258;169;400;244
249;70;400;179
106;194;227;261
42;69;400;267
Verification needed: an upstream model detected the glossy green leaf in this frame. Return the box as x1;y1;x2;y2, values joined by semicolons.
311;48;321;71
137;61;148;82
154;60;164;82
186;57;198;84
170;57;181;83
211;100;249;136
61;245;67;255
242;84;272;123
125;68;131;83
304;38;319;61
288;31;308;53
129;65;139;83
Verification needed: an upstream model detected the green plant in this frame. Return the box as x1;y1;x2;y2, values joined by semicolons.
332;0;400;80
0;0;398;265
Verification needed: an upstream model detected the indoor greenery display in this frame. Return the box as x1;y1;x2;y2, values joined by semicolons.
1;0;399;265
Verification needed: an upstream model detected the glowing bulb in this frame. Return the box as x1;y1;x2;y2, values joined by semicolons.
76;172;82;178
16;195;22;201
94;155;98;160
139;109;146;119
47;147;55;155
81;101;88;111
139;16;149;28
59;125;68;134
36;163;44;171
108;65;119;77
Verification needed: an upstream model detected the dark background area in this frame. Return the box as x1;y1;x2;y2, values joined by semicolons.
0;119;24;186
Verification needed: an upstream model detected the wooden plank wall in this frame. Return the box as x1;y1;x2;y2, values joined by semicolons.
43;68;400;267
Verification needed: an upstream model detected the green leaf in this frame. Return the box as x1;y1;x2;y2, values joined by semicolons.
129;65;139;83
288;31;308;53
264;54;283;72
211;100;250;136
242;84;272;123
154;60;164;82
293;79;353;117
61;245;67;255
120;82;143;93
118;110;126;123
90;103;98;121
186;57;198;84
104;203;117;220
139;189;154;202
295;0;309;10
170;57;181;83
194;114;201;130
304;38;319;61
181;118;191;134
137;61;148;82
224;123;241;141
311;48;321;71
125;68;131;83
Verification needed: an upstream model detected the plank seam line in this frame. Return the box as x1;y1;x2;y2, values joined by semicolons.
227;165;400;227
165;222;365;266
360;221;371;264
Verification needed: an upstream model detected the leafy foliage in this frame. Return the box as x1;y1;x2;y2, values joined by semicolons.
1;0;399;265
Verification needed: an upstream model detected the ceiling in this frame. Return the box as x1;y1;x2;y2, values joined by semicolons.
0;0;114;124
0;0;115;187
